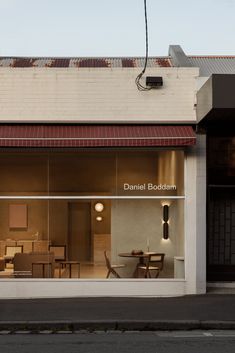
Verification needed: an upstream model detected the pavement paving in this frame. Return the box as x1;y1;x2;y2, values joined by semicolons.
0;295;235;331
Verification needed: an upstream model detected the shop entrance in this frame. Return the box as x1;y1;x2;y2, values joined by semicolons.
207;130;235;281
207;187;235;281
68;202;91;262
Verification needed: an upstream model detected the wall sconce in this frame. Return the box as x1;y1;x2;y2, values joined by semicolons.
94;202;104;212
96;216;103;222
163;205;169;239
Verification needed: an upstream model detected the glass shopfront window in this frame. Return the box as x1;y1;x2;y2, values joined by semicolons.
0;154;48;195
0;150;184;197
0;150;185;280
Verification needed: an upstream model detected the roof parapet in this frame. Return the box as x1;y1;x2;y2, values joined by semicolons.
169;45;192;67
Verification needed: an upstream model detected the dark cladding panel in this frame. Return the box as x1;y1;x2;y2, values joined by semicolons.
197;74;235;125
213;74;235;109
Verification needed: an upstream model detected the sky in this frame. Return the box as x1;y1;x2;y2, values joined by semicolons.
0;0;234;57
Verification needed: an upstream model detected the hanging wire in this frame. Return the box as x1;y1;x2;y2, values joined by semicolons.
135;0;152;91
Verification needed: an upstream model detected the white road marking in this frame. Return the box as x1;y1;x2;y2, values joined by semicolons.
203;332;213;337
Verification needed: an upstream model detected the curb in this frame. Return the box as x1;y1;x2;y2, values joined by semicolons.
1;320;235;332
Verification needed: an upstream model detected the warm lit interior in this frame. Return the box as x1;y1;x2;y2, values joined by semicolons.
0;150;185;279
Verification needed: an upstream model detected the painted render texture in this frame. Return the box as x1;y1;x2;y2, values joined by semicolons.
0;67;198;123
0;61;206;298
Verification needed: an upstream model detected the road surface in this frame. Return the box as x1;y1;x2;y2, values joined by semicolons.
1;331;235;353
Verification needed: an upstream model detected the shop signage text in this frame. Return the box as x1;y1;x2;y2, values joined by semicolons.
123;183;177;191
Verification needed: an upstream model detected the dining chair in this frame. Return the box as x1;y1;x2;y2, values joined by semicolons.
104;251;125;278
137;253;165;278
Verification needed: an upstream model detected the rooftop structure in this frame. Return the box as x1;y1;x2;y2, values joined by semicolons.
0;45;234;76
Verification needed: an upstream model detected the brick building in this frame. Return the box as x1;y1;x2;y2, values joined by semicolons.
0;46;233;298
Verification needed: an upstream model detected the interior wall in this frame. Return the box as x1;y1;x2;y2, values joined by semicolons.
68;201;91;261
0;151;184;197
50;153;116;194
90;200;111;235
111;199;184;278
49;200;111;261
0;198;111;259
0;200;48;241
0;154;47;195
175;200;185;256
49;201;68;245
116;152;157;195
157;150;184;196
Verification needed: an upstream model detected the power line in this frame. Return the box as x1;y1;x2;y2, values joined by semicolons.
135;0;152;91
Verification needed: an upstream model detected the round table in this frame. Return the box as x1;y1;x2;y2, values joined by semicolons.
118;252;159;277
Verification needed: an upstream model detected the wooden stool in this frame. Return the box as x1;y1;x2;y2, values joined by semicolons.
59;261;80;278
32;261;53;278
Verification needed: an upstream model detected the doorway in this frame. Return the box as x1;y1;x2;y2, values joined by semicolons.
207;187;235;281
68;202;91;262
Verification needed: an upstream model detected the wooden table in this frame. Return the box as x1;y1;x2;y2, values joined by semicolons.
59;261;80;278
118;252;159;277
32;261;53;278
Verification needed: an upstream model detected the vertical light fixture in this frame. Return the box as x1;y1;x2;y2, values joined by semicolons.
163;205;169;239
94;202;104;222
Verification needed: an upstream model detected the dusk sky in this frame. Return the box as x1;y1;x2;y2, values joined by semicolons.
0;0;234;57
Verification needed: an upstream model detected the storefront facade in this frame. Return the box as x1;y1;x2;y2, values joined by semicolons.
170;45;235;287
0;56;206;298
197;74;235;283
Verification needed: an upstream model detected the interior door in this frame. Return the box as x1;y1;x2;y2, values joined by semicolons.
68;202;91;262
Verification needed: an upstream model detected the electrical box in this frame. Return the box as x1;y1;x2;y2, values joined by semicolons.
146;76;163;88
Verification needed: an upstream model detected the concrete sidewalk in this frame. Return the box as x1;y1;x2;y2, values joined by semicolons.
0;295;235;331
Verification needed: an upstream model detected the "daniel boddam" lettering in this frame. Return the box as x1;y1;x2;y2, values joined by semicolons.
123;183;177;191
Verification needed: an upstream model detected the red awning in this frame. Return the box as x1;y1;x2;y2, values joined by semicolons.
0;125;196;148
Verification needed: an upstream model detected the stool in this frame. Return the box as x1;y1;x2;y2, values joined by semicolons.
59;261;80;278
32;261;53;278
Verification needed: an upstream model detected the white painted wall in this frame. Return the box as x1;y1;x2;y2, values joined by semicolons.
184;137;206;294
195;135;207;293
111;199;184;278
0;67;198;123
184;148;197;293
197;77;209;90
0;279;186;298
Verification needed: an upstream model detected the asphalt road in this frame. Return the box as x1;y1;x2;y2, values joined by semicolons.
1;331;235;353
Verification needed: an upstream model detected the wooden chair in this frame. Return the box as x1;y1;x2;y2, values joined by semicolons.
104;251;125;278
138;253;165;278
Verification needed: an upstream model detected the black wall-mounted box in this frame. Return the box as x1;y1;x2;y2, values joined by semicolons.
146;76;163;87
